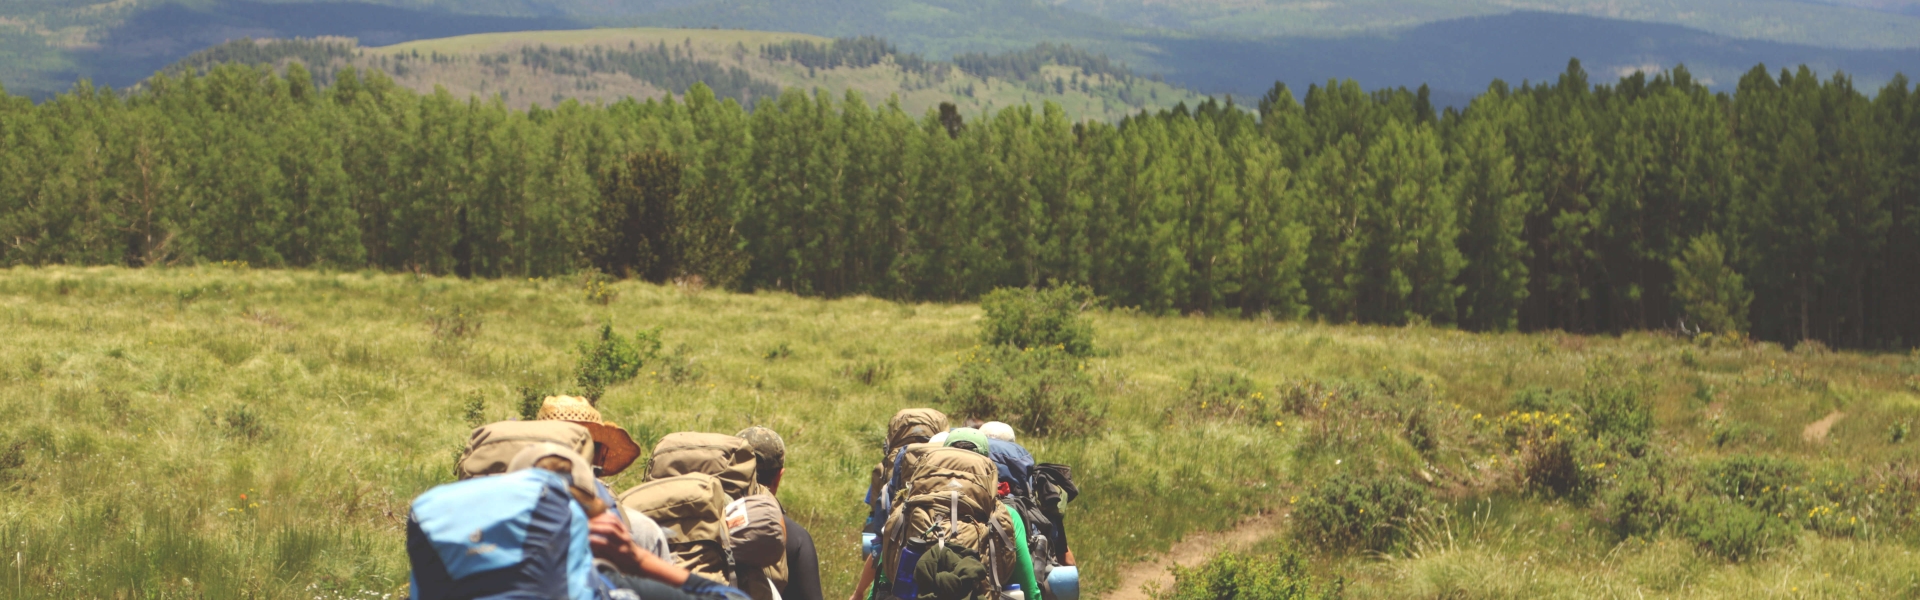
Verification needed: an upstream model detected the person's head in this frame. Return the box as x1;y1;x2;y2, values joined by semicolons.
980;421;1016;443
507;443;608;517
944;427;990;457
536;395;641;477
736;426;787;494
929;431;950;447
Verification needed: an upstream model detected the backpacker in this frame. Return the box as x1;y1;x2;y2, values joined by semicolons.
407;468;603;600
879;447;1017;600
866;410;949;527
634;433;788;600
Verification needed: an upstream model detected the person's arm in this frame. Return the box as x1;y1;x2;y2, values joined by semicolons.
849;554;878;600
782;516;825;600
589;510;692;585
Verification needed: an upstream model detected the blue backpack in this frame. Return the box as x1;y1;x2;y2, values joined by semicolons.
406;469;604;600
987;440;1035;496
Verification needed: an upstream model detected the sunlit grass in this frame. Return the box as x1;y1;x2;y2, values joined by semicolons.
0;265;1915;598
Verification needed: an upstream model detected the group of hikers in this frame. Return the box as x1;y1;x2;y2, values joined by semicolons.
405;397;1080;600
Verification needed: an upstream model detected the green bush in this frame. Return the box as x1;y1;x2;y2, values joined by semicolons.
939;345;1100;437
1152;547;1342;600
575;325;663;401
1602;460;1677;538
1702;455;1807;514
1679;498;1795;561
1182;370;1275;424
1295;471;1432;554
1507;386;1575;414
979;285;1095;356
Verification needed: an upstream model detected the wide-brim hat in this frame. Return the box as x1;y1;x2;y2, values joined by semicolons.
537;395;642;476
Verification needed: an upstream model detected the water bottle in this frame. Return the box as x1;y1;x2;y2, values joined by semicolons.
862;533;878;558
892;539;930;600
1004;584;1025;600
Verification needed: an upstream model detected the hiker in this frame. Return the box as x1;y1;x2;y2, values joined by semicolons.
622;432;791;600
411;443;747;600
851;427;1019;600
533;395;672;560
853;409;950;599
981;423;1079;600
738;426;824;600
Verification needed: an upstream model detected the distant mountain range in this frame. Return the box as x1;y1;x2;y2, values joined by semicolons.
2;0;1917;102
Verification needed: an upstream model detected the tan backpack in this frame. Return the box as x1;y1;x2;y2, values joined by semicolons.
635;432;788;600
619;474;735;583
457;421;594;479
866;409;949;508
879;448;1016;597
647;432;766;499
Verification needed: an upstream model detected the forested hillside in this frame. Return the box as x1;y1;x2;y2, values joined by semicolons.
153;32;1204;116
0;59;1913;349
7;0;1920;102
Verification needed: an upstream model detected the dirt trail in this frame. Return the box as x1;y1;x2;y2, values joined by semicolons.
1803;411;1845;443
1102;512;1285;600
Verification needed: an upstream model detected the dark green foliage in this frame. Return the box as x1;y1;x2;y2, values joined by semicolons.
1679;498;1795;561
516;386;547;420
978;285;1095;356
1183;370;1273;423
761;36;933;74
1602;460;1678;538
462;395;487;427
1153;547;1342;600
1702;455;1808;514
1670;233;1753;335
0;60;1914;349
575;325;662;401
939;345;1099;437
1294;471;1432;554
161;38;358;85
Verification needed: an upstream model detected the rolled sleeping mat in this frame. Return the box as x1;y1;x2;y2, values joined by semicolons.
1047;566;1079;600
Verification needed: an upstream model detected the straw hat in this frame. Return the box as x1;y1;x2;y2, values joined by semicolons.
537;395;641;476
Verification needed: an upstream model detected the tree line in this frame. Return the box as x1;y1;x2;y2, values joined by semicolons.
0;59;1914;349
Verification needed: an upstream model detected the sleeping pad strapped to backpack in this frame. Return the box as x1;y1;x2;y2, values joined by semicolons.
879;447;1018;600
621;433;789;600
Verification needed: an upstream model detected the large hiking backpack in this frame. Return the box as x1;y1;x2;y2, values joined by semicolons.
634;433;788;600
407;468;601;600
879;447;1017;600
866;410;949;523
647;432;767;499
458;421;595;480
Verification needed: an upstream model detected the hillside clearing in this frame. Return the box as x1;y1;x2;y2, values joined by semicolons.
1;267;1919;597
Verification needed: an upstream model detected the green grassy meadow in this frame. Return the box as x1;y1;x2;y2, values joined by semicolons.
3;266;1920;598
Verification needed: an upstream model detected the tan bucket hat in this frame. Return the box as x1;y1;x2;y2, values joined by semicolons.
537;395;642;476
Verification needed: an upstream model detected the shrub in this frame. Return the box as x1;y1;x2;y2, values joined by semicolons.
1507;387;1575;414
1294;471;1432;555
1702;455;1806;514
1495;410;1597;498
1183;370;1274;424
462;395;487;427
940;345;1099;436
425;306;483;345
1152;548;1341;600
516;387;547;420
979;285;1094;356
1679;498;1794;561
1601;460;1677;538
575;325;662;401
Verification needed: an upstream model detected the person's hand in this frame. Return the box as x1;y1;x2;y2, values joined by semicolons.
588;510;643;572
591;509;693;585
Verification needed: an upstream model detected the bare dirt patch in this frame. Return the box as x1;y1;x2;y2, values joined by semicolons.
1803;411;1845;443
1104;511;1285;600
